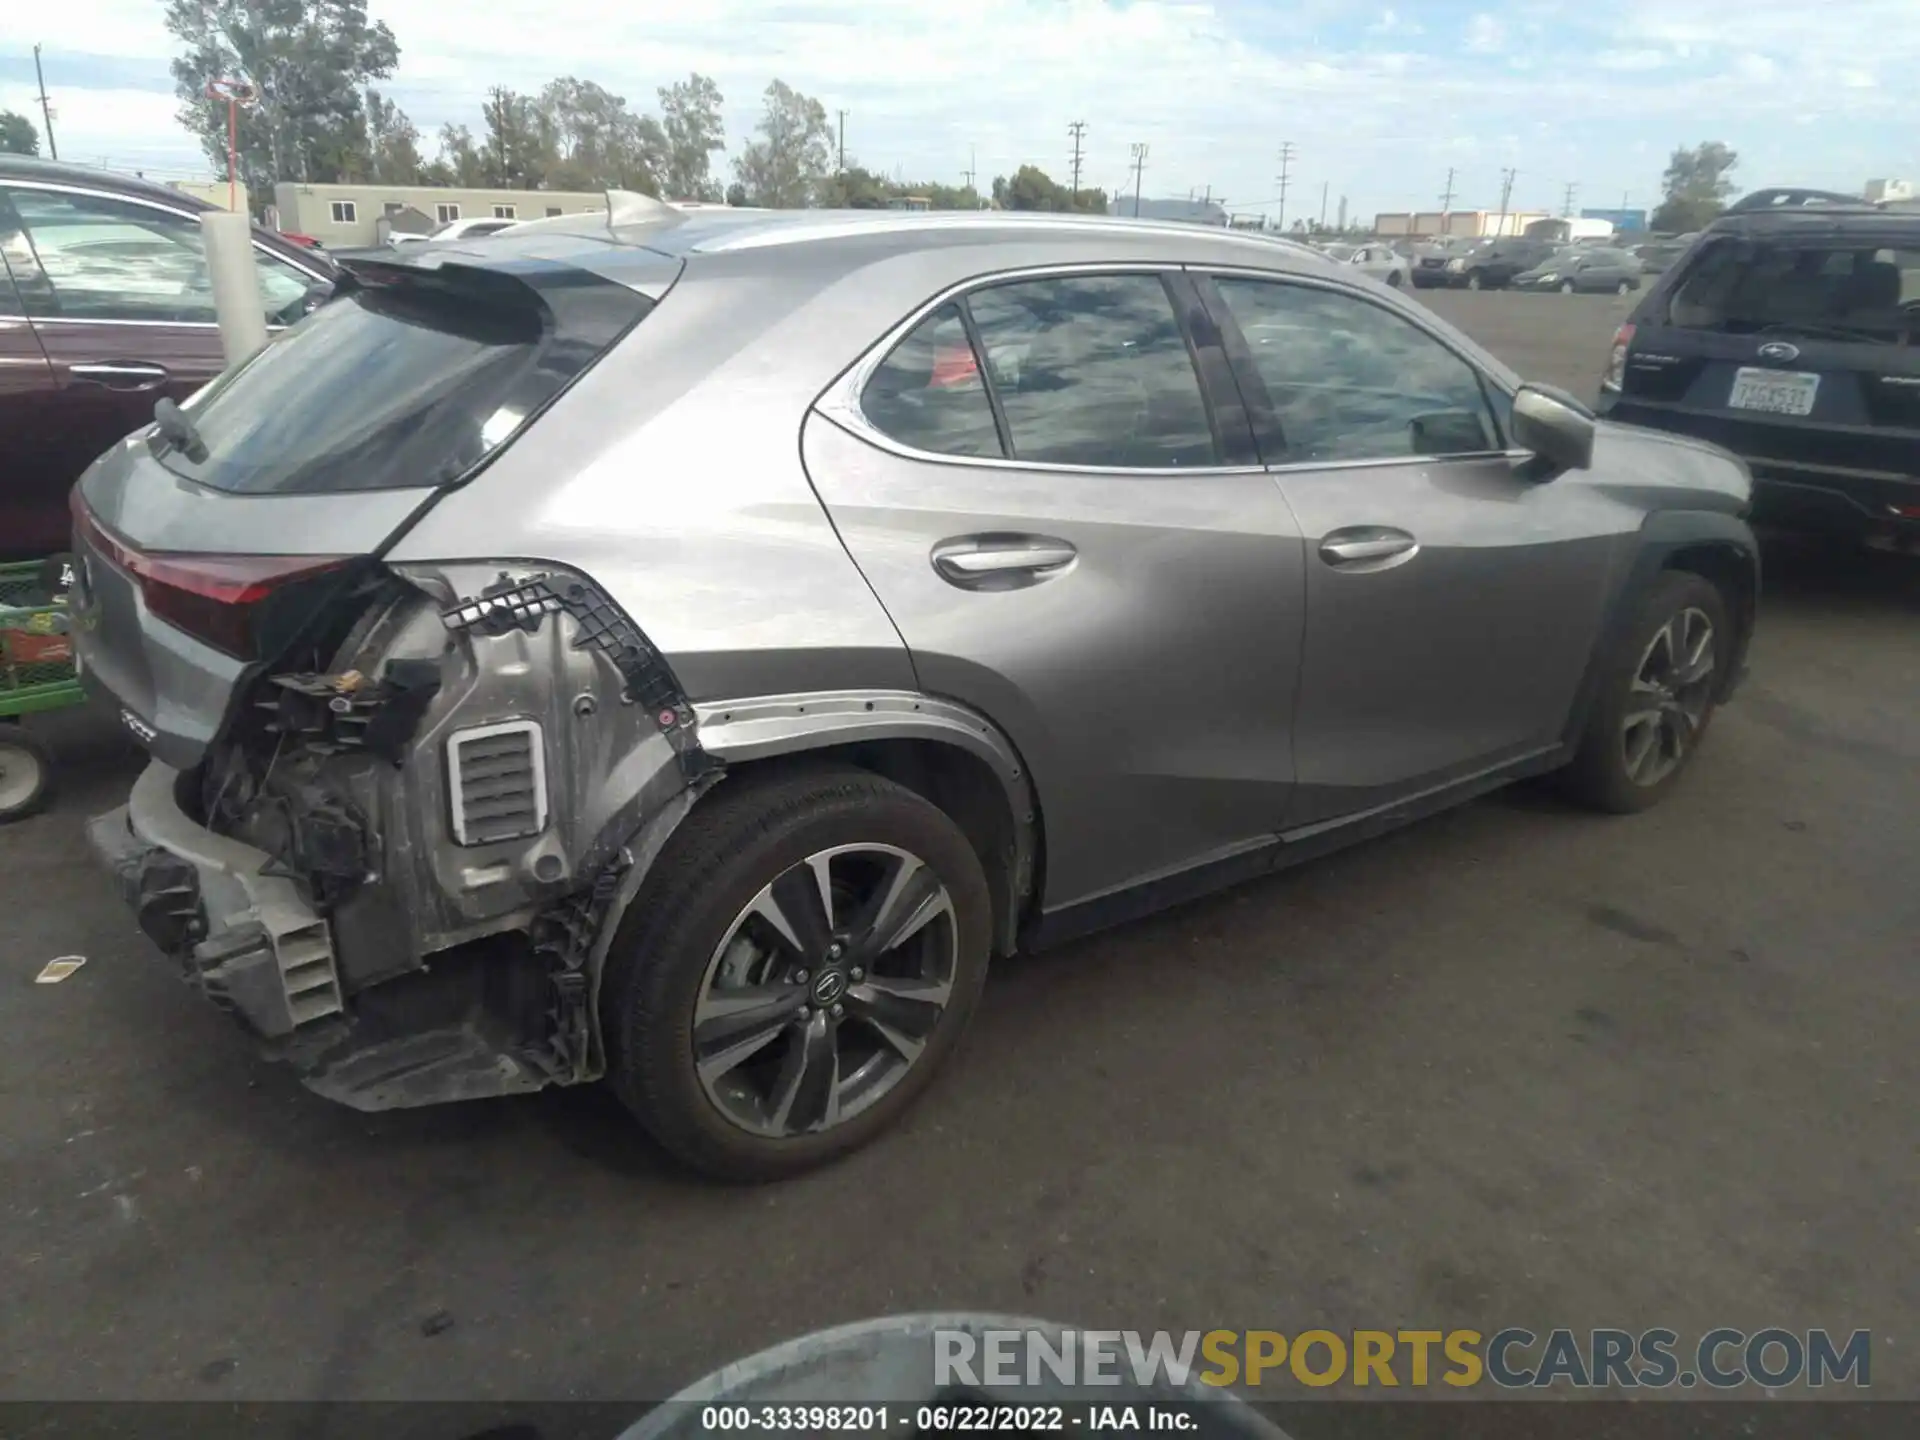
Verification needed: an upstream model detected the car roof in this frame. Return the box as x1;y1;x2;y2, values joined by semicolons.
0;154;218;213
1704;205;1920;240
425;206;1338;290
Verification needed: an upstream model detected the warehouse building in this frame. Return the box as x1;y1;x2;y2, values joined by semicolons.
271;182;610;247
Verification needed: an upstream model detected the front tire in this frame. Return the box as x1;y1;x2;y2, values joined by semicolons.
1616;279;1632;295
1559;279;1577;294
1386;269;1403;288
1466;271;1485;291
602;765;993;1181
1560;571;1730;813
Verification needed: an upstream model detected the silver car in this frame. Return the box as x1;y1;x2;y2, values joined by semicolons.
71;209;1758;1179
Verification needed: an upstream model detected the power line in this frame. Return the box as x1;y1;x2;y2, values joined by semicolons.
1275;140;1296;230
1129;142;1149;218
33;44;58;160
1067;120;1086;200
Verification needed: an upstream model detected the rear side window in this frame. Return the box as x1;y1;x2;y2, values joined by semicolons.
1669;237;1920;340
151;265;650;494
862;304;1004;458
0;186;316;325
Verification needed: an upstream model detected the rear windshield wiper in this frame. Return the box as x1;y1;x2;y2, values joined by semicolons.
151;397;209;464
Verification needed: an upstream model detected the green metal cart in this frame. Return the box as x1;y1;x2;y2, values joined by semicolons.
1;558;83;822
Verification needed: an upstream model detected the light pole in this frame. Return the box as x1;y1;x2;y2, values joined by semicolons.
206;78;258;213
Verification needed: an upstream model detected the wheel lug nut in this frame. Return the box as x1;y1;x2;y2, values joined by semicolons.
794;969;810;984
830;1002;844;1019
798;1005;811;1020
850;967;864;981
827;942;844;959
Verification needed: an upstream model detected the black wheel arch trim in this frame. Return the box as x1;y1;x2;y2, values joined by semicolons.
1561;509;1760;754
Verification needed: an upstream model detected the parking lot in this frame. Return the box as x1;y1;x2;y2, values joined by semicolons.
3;288;1915;1410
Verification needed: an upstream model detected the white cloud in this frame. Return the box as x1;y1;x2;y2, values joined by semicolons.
1731;53;1780;82
1595;49;1671;71
1464;13;1506;53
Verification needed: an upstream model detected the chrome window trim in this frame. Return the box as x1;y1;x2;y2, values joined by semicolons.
815;260;1270;478
0;176;333;286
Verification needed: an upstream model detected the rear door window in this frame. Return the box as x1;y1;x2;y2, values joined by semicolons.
964;273;1219;468
1668;237;1920;341
1;187;315;324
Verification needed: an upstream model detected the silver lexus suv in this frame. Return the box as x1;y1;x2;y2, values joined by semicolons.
72;205;1758;1179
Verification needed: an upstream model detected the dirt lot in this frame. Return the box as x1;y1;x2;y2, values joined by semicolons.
2;289;1914;1418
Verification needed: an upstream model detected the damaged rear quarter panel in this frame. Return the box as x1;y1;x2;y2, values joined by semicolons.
346;561;703;962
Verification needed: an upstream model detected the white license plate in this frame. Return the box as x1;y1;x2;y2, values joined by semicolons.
1728;367;1820;416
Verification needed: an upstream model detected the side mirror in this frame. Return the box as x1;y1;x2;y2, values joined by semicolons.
1511;383;1596;472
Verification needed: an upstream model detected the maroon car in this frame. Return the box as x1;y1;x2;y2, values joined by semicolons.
0;156;333;559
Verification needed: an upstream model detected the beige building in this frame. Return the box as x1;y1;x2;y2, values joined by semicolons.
271;182;609;246
1373;209;1549;240
169;179;250;212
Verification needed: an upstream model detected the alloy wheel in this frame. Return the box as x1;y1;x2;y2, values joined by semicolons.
1621;607;1717;787
692;843;958;1138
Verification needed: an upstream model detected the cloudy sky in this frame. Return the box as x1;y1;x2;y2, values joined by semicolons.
2;0;1912;223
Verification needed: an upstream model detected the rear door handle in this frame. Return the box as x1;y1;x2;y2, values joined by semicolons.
1318;527;1420;571
69;362;171;391
931;535;1078;588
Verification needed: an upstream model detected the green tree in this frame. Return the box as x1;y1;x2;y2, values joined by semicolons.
990;165;1102;213
537;77;666;193
1651;141;1739;233
0;110;38;156
659;73;725;200
363;88;422;184
423;123;485;186
733;80;834;207
480;85;552;187
725;180;749;208
163;0;400;207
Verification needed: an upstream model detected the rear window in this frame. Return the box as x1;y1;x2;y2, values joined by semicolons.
153;264;649;494
1667;236;1920;342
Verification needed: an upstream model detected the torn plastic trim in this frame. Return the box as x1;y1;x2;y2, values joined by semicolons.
439;569;716;782
691;689;1038;953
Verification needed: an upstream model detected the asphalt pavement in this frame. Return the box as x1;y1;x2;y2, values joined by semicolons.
3;289;1915;1412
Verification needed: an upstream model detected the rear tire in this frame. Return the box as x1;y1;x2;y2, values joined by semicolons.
601;764;993;1181
1615;279;1632;295
0;726;53;823
1559;279;1577;294
1466;271;1485;291
1386;269;1403;288
1560;571;1730;814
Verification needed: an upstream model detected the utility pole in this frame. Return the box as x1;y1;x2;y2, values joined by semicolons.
1129;142;1149;218
1497;166;1517;236
1275;140;1296;232
1319;180;1329;229
1562;181;1577;218
1440;166;1456;219
33;45;59;160
962;146;976;196
836;109;847;172
1067;120;1087;201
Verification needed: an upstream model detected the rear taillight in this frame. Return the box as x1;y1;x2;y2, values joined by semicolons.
1603;322;1636;393
72;491;349;660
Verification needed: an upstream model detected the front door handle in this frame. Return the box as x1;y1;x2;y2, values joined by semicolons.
69;362;171;391
1318;527;1420;571
931;535;1078;589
